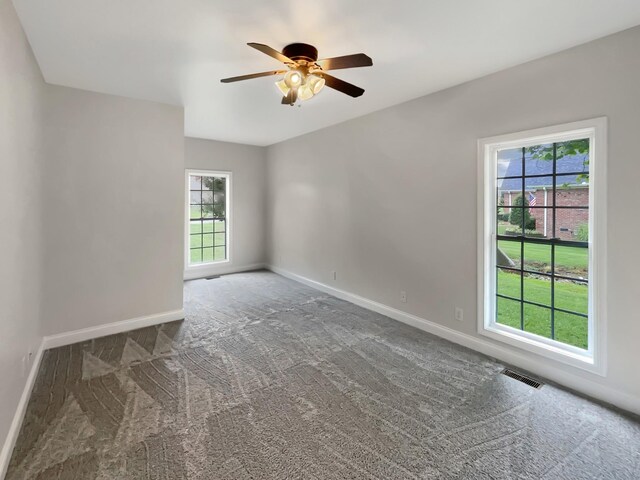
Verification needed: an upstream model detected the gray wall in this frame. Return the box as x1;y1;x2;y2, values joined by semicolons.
1;0;186;459
267;26;640;401
0;0;46;464
41;87;185;335
185;138;267;279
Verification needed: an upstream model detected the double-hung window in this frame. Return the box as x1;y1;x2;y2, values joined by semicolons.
478;118;606;374
185;170;230;269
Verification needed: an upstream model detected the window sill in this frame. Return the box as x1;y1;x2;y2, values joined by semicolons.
185;259;230;271
480;322;605;376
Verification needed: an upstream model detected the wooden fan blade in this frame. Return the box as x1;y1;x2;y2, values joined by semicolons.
220;70;286;83
247;43;295;64
320;73;365;98
318;53;373;71
281;89;298;105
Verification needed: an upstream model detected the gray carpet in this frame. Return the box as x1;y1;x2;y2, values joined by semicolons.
6;271;640;479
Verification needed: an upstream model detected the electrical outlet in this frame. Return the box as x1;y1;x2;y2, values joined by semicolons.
400;291;407;303
455;307;464;322
332;271;337;281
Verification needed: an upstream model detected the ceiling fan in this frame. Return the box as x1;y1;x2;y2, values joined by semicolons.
221;43;373;105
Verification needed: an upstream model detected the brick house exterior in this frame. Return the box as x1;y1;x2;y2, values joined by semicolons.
498;149;589;241
501;186;588;240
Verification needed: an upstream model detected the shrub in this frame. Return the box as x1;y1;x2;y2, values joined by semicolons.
505;228;545;238
576;223;589;242
526;217;536;230
509;195;533;228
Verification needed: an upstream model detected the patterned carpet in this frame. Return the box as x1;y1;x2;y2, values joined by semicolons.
6;271;640;479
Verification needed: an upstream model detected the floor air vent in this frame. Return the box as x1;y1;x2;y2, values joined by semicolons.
501;368;543;389
205;275;221;280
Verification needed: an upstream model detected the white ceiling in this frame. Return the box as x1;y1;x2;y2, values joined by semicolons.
13;0;640;146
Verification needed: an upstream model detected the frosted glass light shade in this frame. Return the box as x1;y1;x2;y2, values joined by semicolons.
298;84;314;101
307;75;325;95
275;79;290;96
284;70;303;88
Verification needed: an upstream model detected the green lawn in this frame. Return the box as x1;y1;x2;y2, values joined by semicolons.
496;269;588;349
496;223;589;349
189;219;226;263
498;239;588;273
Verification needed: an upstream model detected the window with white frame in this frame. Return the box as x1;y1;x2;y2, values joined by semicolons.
186;170;230;267
478;118;606;373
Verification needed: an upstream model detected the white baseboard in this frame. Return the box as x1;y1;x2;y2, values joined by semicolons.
42;309;185;350
268;265;640;417
184;262;266;281
0;339;46;480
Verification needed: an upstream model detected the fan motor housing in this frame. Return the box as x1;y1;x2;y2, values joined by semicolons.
282;43;318;63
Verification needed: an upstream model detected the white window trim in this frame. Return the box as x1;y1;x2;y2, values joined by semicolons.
184;169;232;271
477;118;607;376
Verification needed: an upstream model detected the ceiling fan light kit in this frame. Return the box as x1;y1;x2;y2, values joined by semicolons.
221;42;373;106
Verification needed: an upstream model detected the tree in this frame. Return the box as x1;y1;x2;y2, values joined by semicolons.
202;177;226;218
576;223;589;242
509;195;531;228
527;139;589;183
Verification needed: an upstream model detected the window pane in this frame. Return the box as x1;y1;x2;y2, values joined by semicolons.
523;304;551;339
497;239;520;269
524;144;553;176
523;274;551;307
497;296;520;329
214;232;225;247
202;207;213;219
189;175;202;190
496;202;512;236
555;245;588;280
214;246;226;261
555;280;588;315
497;268;520;299
202;233;214;247
496;178;521;234
190;191;201;204
523;242;551;274
498;204;548;237
202;176;214;191
524;143;553;176
190;248;202;263
527;207;552;238
556;139;589;175
556;176;588;208
499;207;527;235
524;177;553;194
202;176;225;192
189;206;201;220
497;147;523;178
202;220;214;233
555;208;589;241
214;219;226;233
202;191;213;203
212;204;225;218
555;311;588;350
202;247;214;262
527;188;553;207
190;234;202;248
